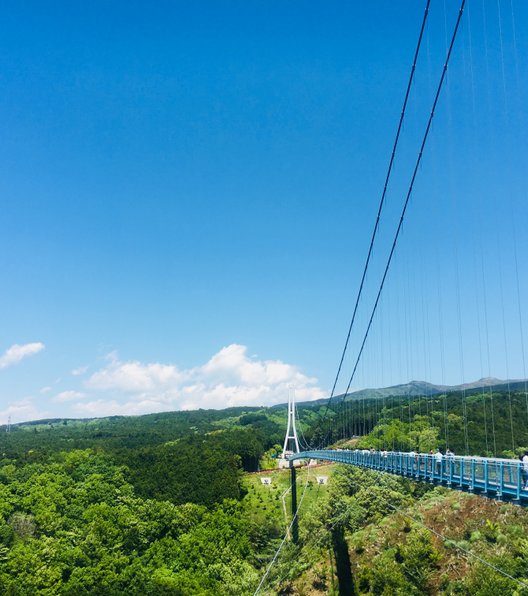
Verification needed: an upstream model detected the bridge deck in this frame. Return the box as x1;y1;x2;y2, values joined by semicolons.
290;450;528;505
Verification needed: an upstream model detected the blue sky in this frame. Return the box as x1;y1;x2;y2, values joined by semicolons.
1;1;527;423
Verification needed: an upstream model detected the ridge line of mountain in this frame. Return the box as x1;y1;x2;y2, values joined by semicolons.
293;377;528;408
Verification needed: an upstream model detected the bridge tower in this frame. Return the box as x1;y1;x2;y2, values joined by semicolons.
279;389;300;467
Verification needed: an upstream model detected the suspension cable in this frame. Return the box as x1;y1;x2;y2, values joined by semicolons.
295;403;311;450
340;0;466;403
314;0;432;443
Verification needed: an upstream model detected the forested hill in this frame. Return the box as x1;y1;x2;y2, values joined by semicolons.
294;377;528;407
0;406;290;505
1;387;528;592
0;405;292;593
0;407;268;452
3;380;528;459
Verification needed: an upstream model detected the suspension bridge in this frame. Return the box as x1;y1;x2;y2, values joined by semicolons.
255;0;528;592
281;0;528;507
290;449;528;504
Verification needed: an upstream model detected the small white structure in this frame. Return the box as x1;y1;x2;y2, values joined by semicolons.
260;477;272;485
316;476;328;485
278;457;302;469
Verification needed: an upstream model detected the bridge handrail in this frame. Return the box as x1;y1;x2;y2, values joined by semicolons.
288;448;528;505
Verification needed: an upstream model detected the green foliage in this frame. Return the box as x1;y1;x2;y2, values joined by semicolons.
3;390;528;594
482;519;500;543
396;528;441;591
283;464;528;596
0;449;268;594
260;444;282;470
0;406;276;457
120;435;243;507
315;389;528;457
369;549;414;595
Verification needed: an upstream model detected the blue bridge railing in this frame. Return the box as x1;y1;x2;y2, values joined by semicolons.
289;449;528;505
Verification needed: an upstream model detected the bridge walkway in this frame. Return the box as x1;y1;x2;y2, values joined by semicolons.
290;450;528;505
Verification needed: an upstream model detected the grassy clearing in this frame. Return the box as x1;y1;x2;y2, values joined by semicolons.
243;464;335;530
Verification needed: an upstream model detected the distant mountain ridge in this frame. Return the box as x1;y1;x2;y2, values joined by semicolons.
295;377;528;408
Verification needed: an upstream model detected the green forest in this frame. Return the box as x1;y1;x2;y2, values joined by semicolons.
1;388;528;594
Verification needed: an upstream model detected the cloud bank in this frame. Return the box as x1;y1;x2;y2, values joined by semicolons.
73;344;324;417
0;342;45;369
0;400;48;425
53;390;86;403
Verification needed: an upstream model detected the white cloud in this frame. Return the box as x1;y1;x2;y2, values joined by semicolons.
81;344;324;416
53;390;86;403
71;366;88;376
0;400;48;425
0;342;45;369
201;344;295;385
88;358;183;393
73;398;172;418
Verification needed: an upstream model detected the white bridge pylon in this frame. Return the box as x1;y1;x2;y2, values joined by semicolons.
281;388;300;459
